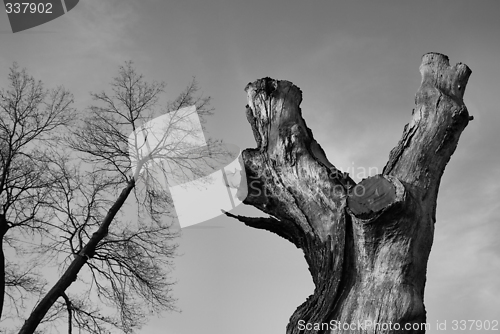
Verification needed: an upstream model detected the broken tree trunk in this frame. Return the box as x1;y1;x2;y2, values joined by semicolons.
226;53;471;333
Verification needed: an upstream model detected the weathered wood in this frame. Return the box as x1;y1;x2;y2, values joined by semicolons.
227;53;471;333
347;175;398;217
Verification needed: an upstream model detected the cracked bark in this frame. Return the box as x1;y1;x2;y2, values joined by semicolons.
227;53;471;333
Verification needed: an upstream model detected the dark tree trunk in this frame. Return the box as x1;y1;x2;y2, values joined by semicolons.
18;180;135;334
226;53;471;333
0;213;9;320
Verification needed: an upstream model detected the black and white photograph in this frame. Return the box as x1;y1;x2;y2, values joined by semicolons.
1;1;499;333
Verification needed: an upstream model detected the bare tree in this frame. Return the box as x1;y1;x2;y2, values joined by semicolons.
225;53;472;333
0;63;74;321
18;62;226;334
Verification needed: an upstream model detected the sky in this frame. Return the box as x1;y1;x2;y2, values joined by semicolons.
1;0;500;333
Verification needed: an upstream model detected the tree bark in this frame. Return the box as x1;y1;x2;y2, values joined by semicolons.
18;179;135;334
227;53;471;333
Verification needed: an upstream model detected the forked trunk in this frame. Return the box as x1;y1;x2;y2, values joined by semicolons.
226;53;471;333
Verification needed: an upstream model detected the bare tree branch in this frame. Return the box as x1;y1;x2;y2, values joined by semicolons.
0;63;75;321
18;62;219;334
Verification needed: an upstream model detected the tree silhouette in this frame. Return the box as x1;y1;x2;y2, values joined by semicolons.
18;62;225;334
0;63;74;321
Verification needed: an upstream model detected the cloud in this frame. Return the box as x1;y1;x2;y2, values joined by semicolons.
63;0;139;60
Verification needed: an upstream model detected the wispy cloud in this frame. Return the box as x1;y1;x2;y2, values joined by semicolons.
64;0;139;57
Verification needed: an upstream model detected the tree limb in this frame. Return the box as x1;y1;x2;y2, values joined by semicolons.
222;210;304;248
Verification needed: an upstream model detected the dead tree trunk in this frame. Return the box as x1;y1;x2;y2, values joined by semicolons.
226;53;471;333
